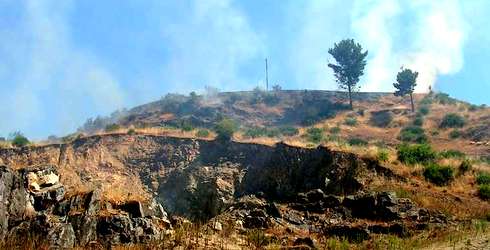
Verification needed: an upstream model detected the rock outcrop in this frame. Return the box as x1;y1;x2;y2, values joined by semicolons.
0;164;171;248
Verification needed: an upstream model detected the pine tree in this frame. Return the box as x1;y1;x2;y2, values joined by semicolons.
393;68;418;112
328;39;368;109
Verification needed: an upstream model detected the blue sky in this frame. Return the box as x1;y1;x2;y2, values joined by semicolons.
1;0;489;139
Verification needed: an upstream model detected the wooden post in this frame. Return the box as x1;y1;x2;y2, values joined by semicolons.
265;58;269;91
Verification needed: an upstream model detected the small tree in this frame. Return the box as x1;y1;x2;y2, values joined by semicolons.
9;131;30;147
328;39;368;109
215;118;237;141
393;68;418;112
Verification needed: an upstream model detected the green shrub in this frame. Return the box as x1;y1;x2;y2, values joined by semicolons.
468;104;479;112
10;132;29;147
476;172;490;185
278;126;299;136
479;185;490;200
244;126;298;138
418;106;430;115
413;116;424;126
348;137;368;146
369;111;393;127
105;123;120;132
329;126;341;134
377;150;389;162
449;130;461;139
306;127;323;143
397;143;436;165
439;149;465;159
440;113;465;128
434;93;457;105
215;118;238;141
127;128;136;135
179;121;194;131
196;129;210;138
244;127;267;138
423;163;454;186
344;117;358;126
399;126;428;143
458;159;472;174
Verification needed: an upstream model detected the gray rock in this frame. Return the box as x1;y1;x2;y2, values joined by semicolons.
47;223;75;249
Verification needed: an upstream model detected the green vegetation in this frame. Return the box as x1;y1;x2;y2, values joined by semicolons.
476;172;490;185
328;39;368;109
306;127;323;143
440;113;465;128
397;143;436;165
215;118;238;141
377;150;389;162
178;120;194;132
347;137;368;146
393;68;418;112
244;127;278;138
418;106;430;115
127;128;136;135
196;129;210;138
479;185;490;200
104;123;121;132
434;92;457;105
423;163;454;186
329;126;341;134
369;111;393;127
476;172;490;200
458;159;472;174
10;132;30;147
243;126;299;138
439;149;465;159
468;104;480;111
278;126;299;136
412;116;424;126
398;126;428;143
344;117;358;126
448;129;461;139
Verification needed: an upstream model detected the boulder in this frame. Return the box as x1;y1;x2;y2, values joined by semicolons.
305;189;326;203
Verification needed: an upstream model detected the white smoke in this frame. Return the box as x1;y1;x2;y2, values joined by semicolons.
352;0;468;92
0;0;126;138
160;0;265;93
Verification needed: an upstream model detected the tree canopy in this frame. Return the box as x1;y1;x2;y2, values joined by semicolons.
394;68;418;97
393;68;418;112
328;39;368;109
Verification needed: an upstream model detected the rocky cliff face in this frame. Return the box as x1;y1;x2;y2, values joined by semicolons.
0;135;387;218
0;134;445;247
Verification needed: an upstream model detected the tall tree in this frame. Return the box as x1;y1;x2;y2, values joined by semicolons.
328;39;368;109
393;68;418;112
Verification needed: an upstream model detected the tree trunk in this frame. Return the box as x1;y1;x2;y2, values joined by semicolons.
410;92;415;112
348;85;353;110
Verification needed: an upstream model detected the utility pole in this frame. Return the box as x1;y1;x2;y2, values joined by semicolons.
265;58;269;91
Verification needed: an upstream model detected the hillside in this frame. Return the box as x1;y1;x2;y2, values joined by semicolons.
77;90;489;157
0;90;489;249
